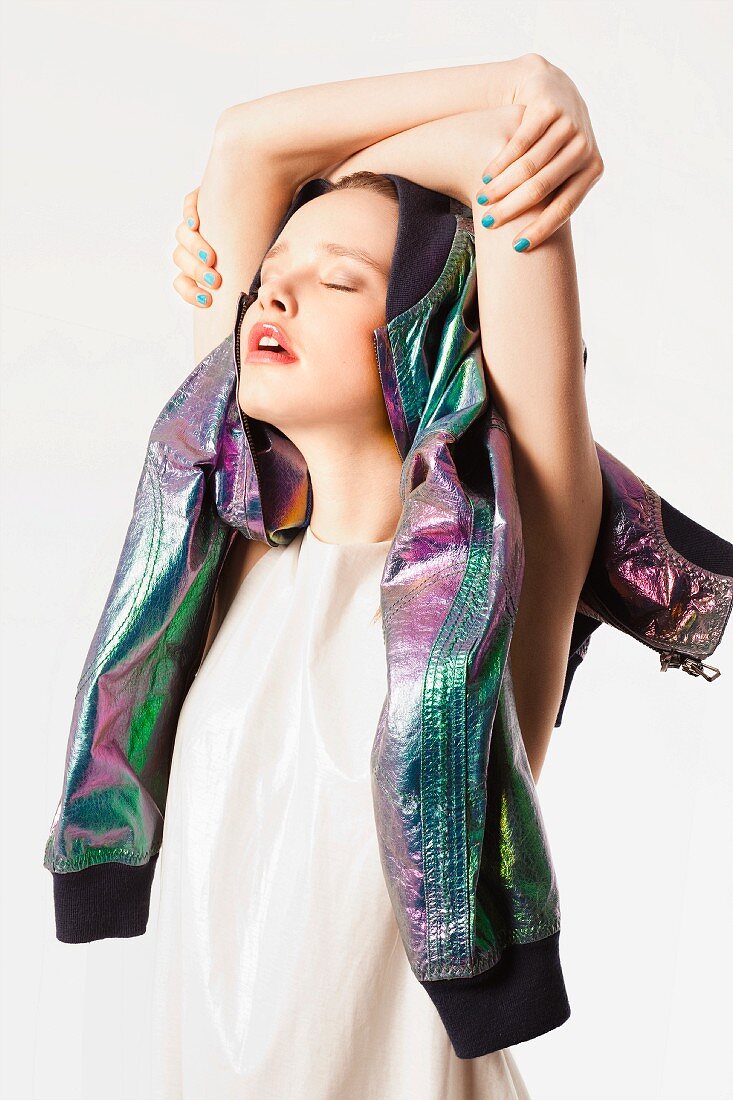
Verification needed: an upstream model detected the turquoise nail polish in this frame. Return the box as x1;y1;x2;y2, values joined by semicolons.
187;217;195;228
476;194;488;205
198;249;208;261
482;174;492;184
203;271;215;286
196;293;208;305
481;213;495;228
513;237;530;252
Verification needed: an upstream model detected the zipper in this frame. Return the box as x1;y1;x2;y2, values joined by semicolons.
659;650;721;680
586;589;721;681
233;292;265;519
374;326;406;470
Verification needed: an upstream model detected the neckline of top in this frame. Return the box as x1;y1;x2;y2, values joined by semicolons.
305;524;394;549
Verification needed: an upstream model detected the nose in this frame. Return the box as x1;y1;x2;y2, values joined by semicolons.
257;272;296;314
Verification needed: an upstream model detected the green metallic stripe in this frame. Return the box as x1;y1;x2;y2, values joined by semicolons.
421;499;494;974
387;220;470;439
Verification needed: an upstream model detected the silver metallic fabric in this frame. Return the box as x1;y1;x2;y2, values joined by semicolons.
44;205;733;989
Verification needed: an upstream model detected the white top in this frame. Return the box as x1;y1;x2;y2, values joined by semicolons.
150;524;531;1099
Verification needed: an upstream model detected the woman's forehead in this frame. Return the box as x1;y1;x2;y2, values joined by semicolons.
274;190;397;266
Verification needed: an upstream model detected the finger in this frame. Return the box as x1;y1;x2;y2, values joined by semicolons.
173;271;213;308
174;220;219;274
182;187;200;230
507;164;601;253
172;241;222;296
475;136;586;230
478;104;558;186
476;116;574;205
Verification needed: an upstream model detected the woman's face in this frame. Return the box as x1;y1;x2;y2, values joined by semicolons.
239;188;398;440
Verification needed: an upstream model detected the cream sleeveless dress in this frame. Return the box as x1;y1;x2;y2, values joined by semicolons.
150;524;532;1100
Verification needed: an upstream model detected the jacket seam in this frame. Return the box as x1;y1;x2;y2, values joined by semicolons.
423;497;491;970
421;917;562;980
644;479;733;583
644;479;733;655
382;563;465;624
46;845;161;874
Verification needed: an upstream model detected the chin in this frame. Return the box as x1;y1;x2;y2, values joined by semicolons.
238;376;283;422
237;392;292;431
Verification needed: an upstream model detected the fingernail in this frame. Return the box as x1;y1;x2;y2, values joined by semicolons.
196;293;208;305
476;193;489;205
481;213;495;228
203;271;215;286
513;238;530;252
187;217;195;228
198;249;209;262
482;174;492;184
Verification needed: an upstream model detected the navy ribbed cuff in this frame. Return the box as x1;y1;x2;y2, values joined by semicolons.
51;854;159;943
420;929;570;1058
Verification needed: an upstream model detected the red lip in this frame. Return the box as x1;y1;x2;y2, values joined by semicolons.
247;321;298;362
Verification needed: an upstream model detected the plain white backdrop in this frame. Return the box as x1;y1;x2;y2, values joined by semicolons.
2;2;732;1098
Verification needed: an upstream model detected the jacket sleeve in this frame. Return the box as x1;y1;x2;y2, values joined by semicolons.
554;441;733;728
553;339;733;727
43;335;240;943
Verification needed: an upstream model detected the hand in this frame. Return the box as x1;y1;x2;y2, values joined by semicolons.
474;54;604;251
172;187;222;308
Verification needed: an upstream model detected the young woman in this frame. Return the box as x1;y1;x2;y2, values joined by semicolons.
176;56;606;786
44;57;733;1098
155;58;603;1096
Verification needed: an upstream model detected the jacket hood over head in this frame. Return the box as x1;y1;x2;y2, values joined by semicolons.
214;173;474;543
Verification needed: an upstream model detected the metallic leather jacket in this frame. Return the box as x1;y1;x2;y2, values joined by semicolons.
43;176;733;1060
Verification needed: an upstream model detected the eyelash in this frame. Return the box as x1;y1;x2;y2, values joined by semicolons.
260;267;357;293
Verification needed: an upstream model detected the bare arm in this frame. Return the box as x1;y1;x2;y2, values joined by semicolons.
189;60;527;364
191;124;300;365
216;59;526;189
191;91;511;364
188;56;595;362
320;108;493;200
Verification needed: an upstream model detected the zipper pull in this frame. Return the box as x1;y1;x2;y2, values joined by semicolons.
659;651;722;681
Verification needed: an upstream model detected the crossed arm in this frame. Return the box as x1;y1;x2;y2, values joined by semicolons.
185;55;601;360
188;58;522;363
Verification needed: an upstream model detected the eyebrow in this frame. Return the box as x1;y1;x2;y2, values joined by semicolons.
261;238;390;279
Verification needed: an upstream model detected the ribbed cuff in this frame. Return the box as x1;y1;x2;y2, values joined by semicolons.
51;854;159;943
420;929;570;1058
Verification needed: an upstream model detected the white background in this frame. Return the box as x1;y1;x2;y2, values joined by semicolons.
2;1;732;1098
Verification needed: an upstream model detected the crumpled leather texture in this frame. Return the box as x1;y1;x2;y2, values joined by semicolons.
44;206;733;984
578;444;733;660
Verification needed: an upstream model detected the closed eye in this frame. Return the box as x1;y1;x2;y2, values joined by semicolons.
322;282;357;292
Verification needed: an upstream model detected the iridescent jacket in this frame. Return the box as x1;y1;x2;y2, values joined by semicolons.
43;175;733;1060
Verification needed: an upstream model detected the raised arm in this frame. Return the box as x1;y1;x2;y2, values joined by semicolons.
188;121;299;365
186;60;529;362
220;59;522;186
